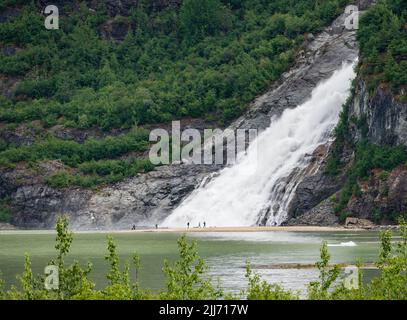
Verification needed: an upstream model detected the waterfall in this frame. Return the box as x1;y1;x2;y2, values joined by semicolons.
163;61;357;227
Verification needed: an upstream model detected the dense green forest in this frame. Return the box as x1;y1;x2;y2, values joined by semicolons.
0;0;405;191
357;0;406;100
0;0;350;127
0;0;352;188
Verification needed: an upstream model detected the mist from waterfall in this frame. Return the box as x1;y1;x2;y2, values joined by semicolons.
163;61;357;227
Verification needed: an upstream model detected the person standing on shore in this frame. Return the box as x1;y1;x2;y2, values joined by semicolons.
187;222;190;229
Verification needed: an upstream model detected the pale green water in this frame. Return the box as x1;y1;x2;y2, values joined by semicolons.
0;230;388;294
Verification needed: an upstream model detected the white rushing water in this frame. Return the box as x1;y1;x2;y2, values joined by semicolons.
327;241;358;247
163;61;357;228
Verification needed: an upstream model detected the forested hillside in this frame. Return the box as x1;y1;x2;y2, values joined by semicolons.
324;0;407;224
357;0;406;100
0;0;350;191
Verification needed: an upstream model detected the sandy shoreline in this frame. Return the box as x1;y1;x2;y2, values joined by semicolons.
125;226;365;233
250;262;378;270
1;225;389;234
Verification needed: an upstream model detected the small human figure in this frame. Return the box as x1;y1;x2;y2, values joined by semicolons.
187;222;190;229
132;225;136;230
198;222;201;228
203;221;206;228
155;224;158;229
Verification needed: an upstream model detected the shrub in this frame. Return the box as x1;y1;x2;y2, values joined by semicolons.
0;198;12;223
245;261;298;300
308;241;341;299
160;235;223;300
357;0;407;99
334;142;407;217
0;129;150;168
180;0;226;42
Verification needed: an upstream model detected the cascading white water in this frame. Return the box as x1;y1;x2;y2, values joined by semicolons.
163;61;357;227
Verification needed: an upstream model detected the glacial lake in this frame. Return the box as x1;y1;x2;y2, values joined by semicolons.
0;230;391;295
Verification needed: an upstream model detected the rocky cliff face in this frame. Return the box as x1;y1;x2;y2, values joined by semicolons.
37;0;182;16
11;165;218;229
345;80;407;222
350;81;407;147
286;77;407;226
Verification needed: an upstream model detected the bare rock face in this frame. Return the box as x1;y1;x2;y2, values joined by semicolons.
350;81;407;147
285;197;339;226
12;186;93;229
345;217;375;229
36;0;182;17
11;164;219;230
346;166;407;223
286;144;345;220
0;222;16;230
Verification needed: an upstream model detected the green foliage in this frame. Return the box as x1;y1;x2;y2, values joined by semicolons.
325;94;353;176
45;159;154;188
373;208;383;223
306;220;407;299
0;116;152;189
180;0;227;42
8;253;49;300
352;142;407;177
0;198;12;223
102;236;145;300
365;219;407;299
334;142;407;217
160;235;223;300
49;216;95;299
0;129;149;167
378;170;390;181
339;211;351;223
79;158;154;177
0;0;349;128
326;9;407;213
245;261;298;300
0;272;3;300
357;0;407;99
308;241;341;299
45;171;75;188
